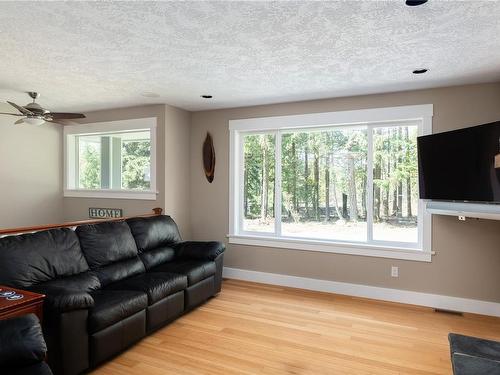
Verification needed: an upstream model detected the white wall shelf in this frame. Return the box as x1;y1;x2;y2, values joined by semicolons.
426;201;500;221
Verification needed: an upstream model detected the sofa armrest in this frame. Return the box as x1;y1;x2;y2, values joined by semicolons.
0;314;47;367
173;241;225;261
29;285;94;313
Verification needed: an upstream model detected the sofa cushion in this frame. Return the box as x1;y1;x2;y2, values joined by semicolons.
88;290;147;333
139;246;176;270
76;221;138;268
93;257;145;287
0;228;89;288
105;272;187;305
151;259;216;286
127;215;182;252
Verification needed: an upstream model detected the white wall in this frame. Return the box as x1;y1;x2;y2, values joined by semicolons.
0;116;63;228
164;104;191;238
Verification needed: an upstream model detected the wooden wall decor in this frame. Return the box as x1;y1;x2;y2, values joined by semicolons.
203;133;216;183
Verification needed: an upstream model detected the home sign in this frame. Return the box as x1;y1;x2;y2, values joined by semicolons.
89;208;123;219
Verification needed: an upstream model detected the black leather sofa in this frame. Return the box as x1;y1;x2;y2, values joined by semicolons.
0;314;53;375
0;215;225;375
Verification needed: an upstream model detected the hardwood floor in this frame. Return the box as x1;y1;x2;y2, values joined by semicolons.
92;279;500;375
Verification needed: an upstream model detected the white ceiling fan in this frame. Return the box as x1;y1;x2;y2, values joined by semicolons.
0;92;86;126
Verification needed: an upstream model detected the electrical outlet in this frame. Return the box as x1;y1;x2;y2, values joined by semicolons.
391;266;399;278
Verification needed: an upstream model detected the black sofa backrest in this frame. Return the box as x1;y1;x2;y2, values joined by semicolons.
127;215;181;270
127;215;182;250
0;228;89;288
76;221;145;286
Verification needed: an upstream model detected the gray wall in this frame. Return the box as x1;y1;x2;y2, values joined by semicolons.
164;104;192;239
190;82;500;303
0;116;63;228
63;103;191;237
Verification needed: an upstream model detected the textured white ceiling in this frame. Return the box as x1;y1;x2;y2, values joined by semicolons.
0;1;499;113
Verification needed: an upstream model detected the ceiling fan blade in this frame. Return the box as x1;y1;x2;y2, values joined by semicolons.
0;112;23;116
48;112;86;120
14;119;24;125
7;101;34;116
46;119;73;125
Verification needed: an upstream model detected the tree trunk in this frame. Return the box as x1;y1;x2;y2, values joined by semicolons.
347;153;358;221
362;173;367;220
392;130;398;216
397;127;403;218
304;144;309;218
342;193;348;219
292;140;298;212
271;177;275;219
405;127;412;217
384;132;391;218
331;167;343;220
244;158;248;217
392;184;398;215
325;154;330;222
397;183;403;217
260;139;268;223
406;179;412;218
374;139;381;221
314;151;320;221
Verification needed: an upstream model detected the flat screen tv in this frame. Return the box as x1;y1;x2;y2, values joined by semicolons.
418;121;500;203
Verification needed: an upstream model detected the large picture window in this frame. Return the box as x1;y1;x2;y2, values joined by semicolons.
64;118;157;200
229;105;433;261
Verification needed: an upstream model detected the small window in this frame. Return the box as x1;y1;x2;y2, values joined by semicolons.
229;105;433;261
64;118;157;200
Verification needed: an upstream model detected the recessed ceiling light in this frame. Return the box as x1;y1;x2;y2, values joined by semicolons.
406;0;427;7
201;95;213;99
141;92;160;98
406;0;428;6
413;68;428;74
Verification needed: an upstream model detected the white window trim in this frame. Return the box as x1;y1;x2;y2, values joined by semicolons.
63;117;158;200
228;104;433;262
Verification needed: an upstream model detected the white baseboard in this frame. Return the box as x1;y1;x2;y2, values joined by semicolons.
223;267;500;318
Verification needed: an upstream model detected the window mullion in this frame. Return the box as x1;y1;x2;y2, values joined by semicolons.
367;125;374;243
75;136;80;189
274;131;282;237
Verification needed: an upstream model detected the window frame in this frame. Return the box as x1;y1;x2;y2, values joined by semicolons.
229;105;433;262
63;117;157;200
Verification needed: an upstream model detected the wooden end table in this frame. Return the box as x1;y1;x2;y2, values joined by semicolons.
0;285;45;322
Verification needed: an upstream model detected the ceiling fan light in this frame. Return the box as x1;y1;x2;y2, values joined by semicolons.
22;117;46;126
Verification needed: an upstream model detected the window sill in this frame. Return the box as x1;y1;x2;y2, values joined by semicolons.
227;234;433;262
64;189;157;200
